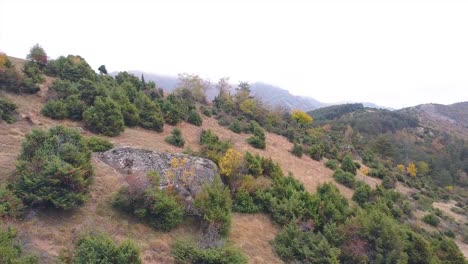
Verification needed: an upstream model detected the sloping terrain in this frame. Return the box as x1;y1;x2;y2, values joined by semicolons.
2;72;467;261
1;83;341;263
400;102;468;140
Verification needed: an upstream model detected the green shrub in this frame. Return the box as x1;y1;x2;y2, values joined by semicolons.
187;109;203;126
0;227;38;264
165;128;185;148
113;173;184;231
64;94;85;120
42;100;67;119
199;130;232;163
246;135;265;149
19;77;40;94
23;61;44;84
382;175;396;189
194;178;232;237
404;231;438;264
49;79;79;99
172;239;247;264
368;163;390;179
161;99;184;125
85;136;114;152
45;55;96;82
0;62;23;93
74;233;141;264
341;154;357;175
244;152;263;176
307;144;324;161
325;159;339;170
0;184;25;219
246;121;266;149
232;189;260;213
291;143;304;157
340;208;407;264
83;97;125;136
273;223;340;264
0;97;17;123
260;175;313;226
352;182;372;206
134;93;164;132
423;213;440;226
14;126;93;210
78;78;105;106
333;169;356;188
121;102;140;127
228;119;242;134
313;183;351;228
431;235;466;264
201;105;213;117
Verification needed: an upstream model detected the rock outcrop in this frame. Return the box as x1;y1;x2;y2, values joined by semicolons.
97;147;219;203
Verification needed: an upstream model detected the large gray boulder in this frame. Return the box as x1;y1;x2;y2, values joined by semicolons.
97;147;219;201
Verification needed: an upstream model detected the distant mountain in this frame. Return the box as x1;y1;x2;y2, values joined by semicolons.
119;72;325;111
326;100;394;110
399;102;468;139
249;82;324;111
114;71;392;112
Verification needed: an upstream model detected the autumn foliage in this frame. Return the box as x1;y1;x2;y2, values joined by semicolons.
292;110;313;125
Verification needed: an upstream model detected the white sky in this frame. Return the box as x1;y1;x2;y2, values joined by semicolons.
1;0;467;109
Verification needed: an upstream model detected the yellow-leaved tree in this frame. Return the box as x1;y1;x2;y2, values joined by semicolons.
0;53;7;68
396;164;406;174
292;110;313;126
219;148;244;179
407;162;417;177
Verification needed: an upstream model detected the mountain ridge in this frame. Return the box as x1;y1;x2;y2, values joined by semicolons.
119;71;394;111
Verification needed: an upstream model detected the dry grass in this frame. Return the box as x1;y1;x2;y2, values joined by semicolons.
0;87;348;262
231;213;282;264
433;200;467;224
113;117;352;198
5;159;201;263
3;77;465;261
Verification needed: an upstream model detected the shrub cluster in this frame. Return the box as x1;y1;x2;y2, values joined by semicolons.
0;184;25;219
325;159;339;170
193;178;232;237
423;213;440;226
113;172;184;231
199;129;233;163
14;126;93;210
74;232;141;264
333;169;356;188
0;51;41;94
172;239;247;264
0;97;17;123
165;128;185;147
291;143;304;157
246;121;266;149
0;227;38;263
84;136;114;152
187;109;203;126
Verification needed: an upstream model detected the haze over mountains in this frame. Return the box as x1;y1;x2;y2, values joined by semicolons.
123;71;395;111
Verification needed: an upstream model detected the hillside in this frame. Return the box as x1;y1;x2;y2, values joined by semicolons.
400;102;468;140
0;85;352;263
1;52;467;263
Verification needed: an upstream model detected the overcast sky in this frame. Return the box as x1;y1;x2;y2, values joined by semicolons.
1;0;467;109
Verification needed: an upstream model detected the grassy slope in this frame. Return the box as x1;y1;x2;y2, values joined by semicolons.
1;75;466;261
